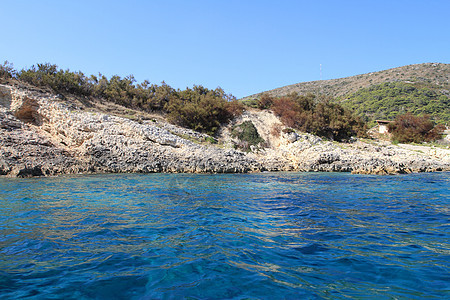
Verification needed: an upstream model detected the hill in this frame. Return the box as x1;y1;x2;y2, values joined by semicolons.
341;81;449;125
242;63;449;124
243;63;449;99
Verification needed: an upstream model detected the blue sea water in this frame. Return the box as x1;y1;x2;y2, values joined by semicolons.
0;172;449;299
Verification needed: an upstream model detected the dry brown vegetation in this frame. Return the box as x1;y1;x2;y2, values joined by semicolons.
260;93;367;141
388;113;445;143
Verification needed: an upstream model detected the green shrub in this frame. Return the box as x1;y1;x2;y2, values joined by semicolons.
310;101;367;141
241;97;259;108
0;61;16;79
7;61;240;134
165;86;236;135
231;121;265;151
18;63;92;96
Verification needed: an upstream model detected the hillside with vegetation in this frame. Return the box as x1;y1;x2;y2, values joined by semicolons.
242;63;449;125
251;93;367;141
341;81;449;126
0;60;447;144
1;60;449;177
0;61;244;136
0;61;368;141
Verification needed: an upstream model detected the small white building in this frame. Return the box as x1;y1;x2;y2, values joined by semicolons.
376;120;393;134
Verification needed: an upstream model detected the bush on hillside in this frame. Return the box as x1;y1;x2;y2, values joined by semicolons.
165;86;240;135
225;99;245;118
270;93;366;141
3;62;241;135
18;63;92;96
231;121;265;151
388;113;445;143
0;61;16;79
272;95;301;128
310;101;367;140
257;93;274;109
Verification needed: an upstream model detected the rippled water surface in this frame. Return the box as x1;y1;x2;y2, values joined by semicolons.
0;172;449;299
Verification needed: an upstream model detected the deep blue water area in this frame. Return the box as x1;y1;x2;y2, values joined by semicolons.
0;172;449;299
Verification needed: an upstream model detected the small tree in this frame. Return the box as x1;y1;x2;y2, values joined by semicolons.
388;113;444;143
0;61;16;79
257;93;274;109
165;87;233;135
272;95;302;128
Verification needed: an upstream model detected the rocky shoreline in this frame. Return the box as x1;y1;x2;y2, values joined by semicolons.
0;84;449;177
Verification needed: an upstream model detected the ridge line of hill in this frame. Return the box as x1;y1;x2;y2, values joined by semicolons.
242;63;450;100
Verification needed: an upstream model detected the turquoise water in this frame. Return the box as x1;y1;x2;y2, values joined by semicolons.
0;172;449;299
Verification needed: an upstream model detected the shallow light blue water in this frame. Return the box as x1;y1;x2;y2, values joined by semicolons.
0;172;449;299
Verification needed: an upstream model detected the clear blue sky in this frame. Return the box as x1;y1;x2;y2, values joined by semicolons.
2;0;449;98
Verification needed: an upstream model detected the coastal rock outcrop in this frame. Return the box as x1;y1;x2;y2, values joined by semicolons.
0;83;449;177
0;84;261;176
227;110;449;174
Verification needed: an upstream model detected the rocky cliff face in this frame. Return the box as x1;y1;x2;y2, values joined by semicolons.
0;84;262;177
0;84;448;177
